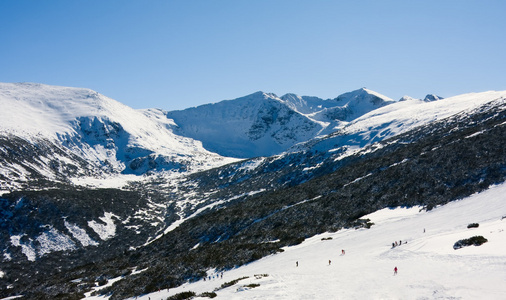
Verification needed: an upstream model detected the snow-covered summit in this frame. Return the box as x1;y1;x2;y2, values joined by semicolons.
423;94;444;102
335;87;394;105
167;91;322;158
308;88;394;123
399;95;416;102
0;83;238;189
398;94;444;102
0;82;111;137
167;88;394;158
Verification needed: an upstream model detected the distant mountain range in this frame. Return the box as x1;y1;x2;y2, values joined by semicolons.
166;88;395;157
1;82;500;192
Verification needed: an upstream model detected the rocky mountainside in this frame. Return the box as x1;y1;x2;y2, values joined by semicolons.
166;88;394;158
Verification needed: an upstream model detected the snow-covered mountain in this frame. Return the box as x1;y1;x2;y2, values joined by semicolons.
166;91;323;158
166;88;394;158
1;82;505;299
0;83;238;190
290;90;506;157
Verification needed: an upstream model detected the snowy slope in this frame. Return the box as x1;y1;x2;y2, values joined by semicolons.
295;90;506;156
128;182;506;300
0;83;238;188
167;89;393;158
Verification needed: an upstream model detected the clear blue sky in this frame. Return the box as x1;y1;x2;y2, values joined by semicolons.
1;0;505;110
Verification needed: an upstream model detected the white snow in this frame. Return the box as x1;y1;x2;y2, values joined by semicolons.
9;235;36;262
10;227;80;260
120;182;506;300
3;252;11;261
70;174;144;189
88;212;118;241
65;220;99;247
36;227;76;256
236;158;265;172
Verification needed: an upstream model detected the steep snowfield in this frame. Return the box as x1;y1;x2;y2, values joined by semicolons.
120;182;506;300
0;82;222;155
0;83;238;185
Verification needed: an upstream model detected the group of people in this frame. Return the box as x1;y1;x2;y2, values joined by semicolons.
203;272;224;281
391;240;405;248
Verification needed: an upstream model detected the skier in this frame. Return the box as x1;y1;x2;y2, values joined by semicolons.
394;266;398;275
329;259;331;265
341;249;345;255
296;261;298;267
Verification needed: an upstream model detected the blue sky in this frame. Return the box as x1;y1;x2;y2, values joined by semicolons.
1;0;505;110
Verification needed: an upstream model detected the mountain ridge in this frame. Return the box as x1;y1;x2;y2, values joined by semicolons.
167;88;395;157
0;82;503;191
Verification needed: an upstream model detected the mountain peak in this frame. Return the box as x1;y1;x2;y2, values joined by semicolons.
332;88;394;113
423;94;444;102
399;95;417;102
336;88;393;102
247;91;279;100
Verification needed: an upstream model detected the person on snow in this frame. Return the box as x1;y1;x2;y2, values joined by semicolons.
329;259;331;265
394;266;398;275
